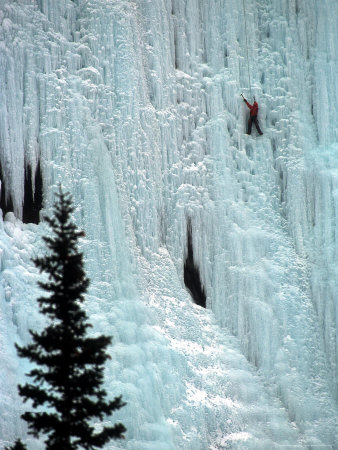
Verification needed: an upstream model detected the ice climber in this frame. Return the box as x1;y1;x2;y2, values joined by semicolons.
241;94;263;136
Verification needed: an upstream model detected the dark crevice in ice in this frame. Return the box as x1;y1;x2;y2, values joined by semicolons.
0;162;14;219
184;222;206;308
23;161;43;224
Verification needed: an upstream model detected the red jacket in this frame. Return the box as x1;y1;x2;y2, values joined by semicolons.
244;99;258;116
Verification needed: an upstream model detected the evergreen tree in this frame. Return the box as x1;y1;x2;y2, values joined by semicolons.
5;439;28;450
16;187;126;449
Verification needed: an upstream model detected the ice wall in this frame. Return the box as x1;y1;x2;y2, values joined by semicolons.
0;0;337;448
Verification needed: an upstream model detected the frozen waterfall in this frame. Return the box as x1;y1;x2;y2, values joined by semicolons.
0;0;337;448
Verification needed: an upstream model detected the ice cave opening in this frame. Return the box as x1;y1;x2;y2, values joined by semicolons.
23;162;43;225
0;161;43;225
0;163;14;220
184;221;206;308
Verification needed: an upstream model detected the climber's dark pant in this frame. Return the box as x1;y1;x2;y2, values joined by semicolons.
248;115;263;135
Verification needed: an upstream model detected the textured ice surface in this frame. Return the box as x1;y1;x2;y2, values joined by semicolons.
0;0;337;448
